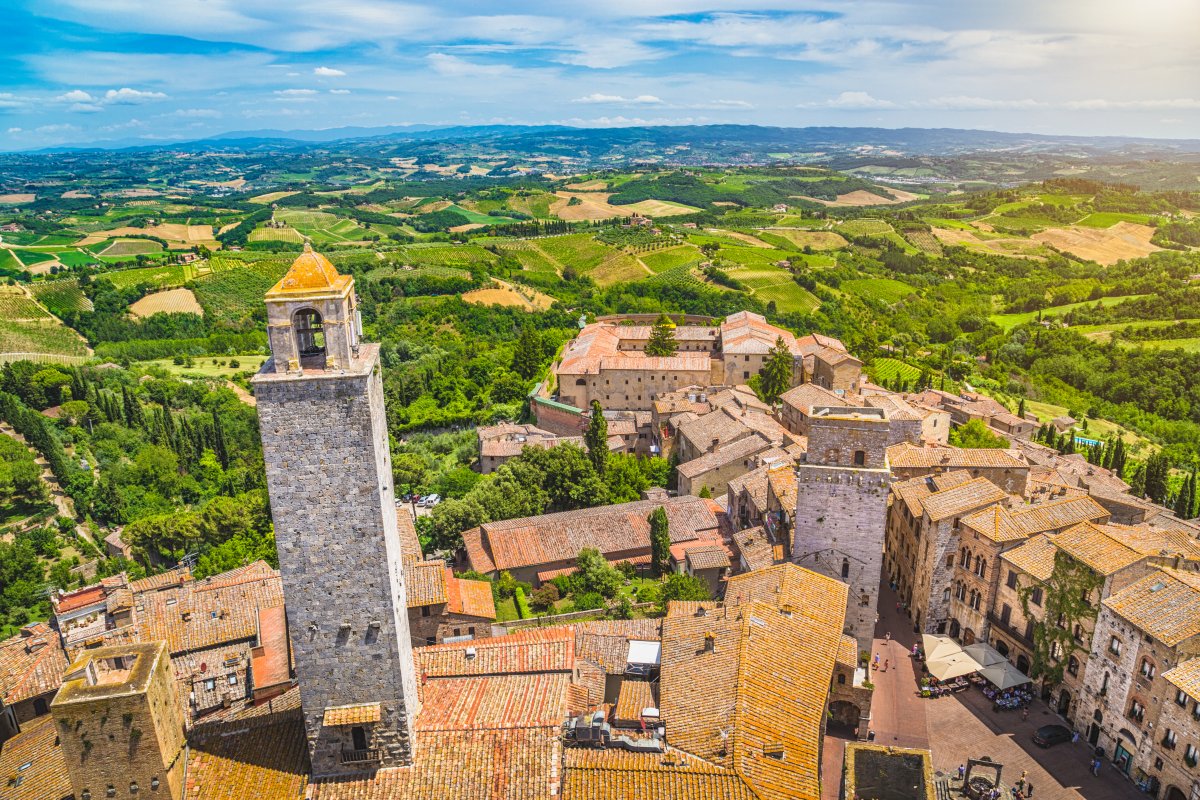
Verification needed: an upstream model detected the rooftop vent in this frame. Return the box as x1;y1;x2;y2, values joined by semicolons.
465;646;477;660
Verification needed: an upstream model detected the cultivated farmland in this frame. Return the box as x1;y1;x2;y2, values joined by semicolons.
129;288;204;318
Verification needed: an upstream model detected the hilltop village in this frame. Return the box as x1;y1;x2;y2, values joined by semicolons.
3;248;1200;800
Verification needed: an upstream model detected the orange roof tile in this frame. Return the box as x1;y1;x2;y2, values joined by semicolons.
445;570;497;619
266;244;352;296
0;715;70;800
1163;657;1200;703
1002;534;1059;582
416;673;570;731
614;679;658;725
1104;568;1200;645
1051;522;1145;576
417;627;575;679
323;702;382;726
919;478;1008;522
0;623;68;706
406;560;449;607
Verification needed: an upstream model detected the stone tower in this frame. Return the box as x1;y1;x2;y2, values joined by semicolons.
52;641;187;800
252;245;419;776
792;406;892;652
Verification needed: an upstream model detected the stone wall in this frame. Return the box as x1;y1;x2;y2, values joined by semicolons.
254;345;419;776
792;411;892;650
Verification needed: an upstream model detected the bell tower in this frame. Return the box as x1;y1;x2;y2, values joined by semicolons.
252;246;419;776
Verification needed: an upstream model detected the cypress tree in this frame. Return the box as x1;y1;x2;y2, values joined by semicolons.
584;400;608;477
212;409;229;470
511;324;541;380
1130;462;1147;498
649;506;671;577
1017;398;1026;419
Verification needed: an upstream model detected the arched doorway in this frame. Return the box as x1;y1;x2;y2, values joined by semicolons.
1164;786;1187;800
948;619;961;639
1057;689;1071;716
828;700;862;736
1088;723;1101;746
994;640;1010;658
963;628;976;645
1016;654;1030;674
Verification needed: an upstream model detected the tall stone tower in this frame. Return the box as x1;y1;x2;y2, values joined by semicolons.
792;406;892;651
52;641;187;800
252;245;419;776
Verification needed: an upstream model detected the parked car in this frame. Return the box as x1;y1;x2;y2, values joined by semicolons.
1033;724;1073;748
426;494;441;507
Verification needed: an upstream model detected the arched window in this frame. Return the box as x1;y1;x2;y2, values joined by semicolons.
1068;656;1080;676
995;640;1009;657
1140;659;1157;680
294;308;325;357
575;378;587;386
841;557;850;579
977;559;988;578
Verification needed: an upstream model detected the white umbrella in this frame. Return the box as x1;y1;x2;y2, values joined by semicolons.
979;661;1031;690
926;652;979;681
963;642;1007;667
922;633;963;660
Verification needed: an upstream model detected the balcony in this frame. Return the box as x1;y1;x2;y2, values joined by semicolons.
341;748;381;765
987;613;1034;647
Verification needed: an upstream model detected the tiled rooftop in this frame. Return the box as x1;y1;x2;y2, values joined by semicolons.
574;619;662;675
0;715;70;800
684;543;732;571
406;560;450;607
1163;657;1200;703
919;478;1009;522
1104;568;1200;645
417;673;570;731
323;701;382;726
0;623;68;707
417;627;575;679
723;562;849;632
887;442;1027;471
732;526;776;572
676;433;772;480
1051;522;1146;576
563;747;756;800
1001;534;1059;582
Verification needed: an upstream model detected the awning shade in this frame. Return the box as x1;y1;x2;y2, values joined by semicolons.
921;633;962;661
926;652;979;681
963;642;1008;667
979;661;1031;690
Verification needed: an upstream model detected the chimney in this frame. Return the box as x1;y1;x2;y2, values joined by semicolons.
703;632;716;653
710;437;720;453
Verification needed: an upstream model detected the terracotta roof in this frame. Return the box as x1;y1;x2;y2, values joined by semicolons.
660;567;845;800
1002;534;1059;582
52;583;106;614
837;635;859;668
250;604;291;692
418;627;575;679
685;544;732;571
733;526;776;572
1104;569;1200;645
765;466;797;514
0;623;68;707
0;715;70;800
891;476;935;518
266;244;352;296
466;495;720;574
677;433;773;480
407;560;449;607
723;562;850;634
778;383;847;414
919;478;1009;522
396;507;422;563
564;747;755;800
417;673;570;731
323;702;382;726
574;619;662;675
720;311;802;356
614;679;658;725
1163;657;1200;703
1051;522;1145;576
727;465;772;511
309;727;563;800
960;495;1109;544
186;708;310;800
446;569;497;619
887;442;1027;471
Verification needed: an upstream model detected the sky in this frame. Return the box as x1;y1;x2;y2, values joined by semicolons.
1;0;1198;149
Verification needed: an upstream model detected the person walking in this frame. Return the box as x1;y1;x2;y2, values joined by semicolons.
873;654;880;670
882;659;889;672
1026;781;1033;797
957;765;966;781
885;631;892;643
1022;708;1029;722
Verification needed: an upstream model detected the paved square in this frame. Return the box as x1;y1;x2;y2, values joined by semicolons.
822;583;1145;800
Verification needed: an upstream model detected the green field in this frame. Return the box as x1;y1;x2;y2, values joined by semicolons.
248;226;305;244
14;250;58;265
639;245;700;274
56;250;101;267
494;241;560;277
868;357;923;387
31;279;93;316
102;263;192;290
536;234;645;286
397;244;496;268
102;239;163;256
0;318;89;360
1076;212;1153;228
192;260;289;328
721;263;821;313
0;288;52;320
0;249;20;271
989;295;1150;331
276;209;369;244
139;356;269;379
841;278;916;304
1123;338;1200;353
837;219;893;236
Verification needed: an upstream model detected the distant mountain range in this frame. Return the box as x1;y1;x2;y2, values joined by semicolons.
22;124;1200;160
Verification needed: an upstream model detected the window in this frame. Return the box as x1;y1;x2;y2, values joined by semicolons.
1163;729;1177;749
293;308;325;357
1006;570;1018;590
853;450;866;467
837;673;846;685
1109;636;1122;655
976;559;988;578
227;674;238;686
1101;672;1110;697
1177;689;1189;708
1000;604;1012;626
1141;660;1157;680
841;558;850;579
421;606;430;617
1031;587;1043;606
1067;656;1079;676
203;678;216;691
1129;699;1145;723
960;548;970;568
1185;743;1199;765
351;726;368;752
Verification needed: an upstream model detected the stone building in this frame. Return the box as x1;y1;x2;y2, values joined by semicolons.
476;423;582;474
405;561;496;645
1156;659;1200;800
792;406;892;650
0;623;67;730
51;641;186;800
945;495;1110;646
887;442;1029;496
886;473;1009;635
252;246;420;775
1075;569;1200;784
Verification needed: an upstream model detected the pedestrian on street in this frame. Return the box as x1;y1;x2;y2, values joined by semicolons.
1022;708;1029;722
912;643;920;657
885;631;891;643
882;659;889;672
957;764;965;781
873;654;880;670
1071;731;1080;744
1091;758;1101;776
1026;782;1033;797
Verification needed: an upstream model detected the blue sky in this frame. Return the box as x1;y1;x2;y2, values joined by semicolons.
1;0;1198;149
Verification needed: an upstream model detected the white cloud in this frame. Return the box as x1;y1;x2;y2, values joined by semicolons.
55;89;95;103
0;94;26;109
6;127;22;134
1066;98;1200;110
69;103;104;113
35;124;80;134
572;93;663;105
915;96;1046;110
556;37;661;69
171;108;222;118
274;88;319;96
314;66;346;76
103;87;168;104
329;89;351;94
813;91;897;109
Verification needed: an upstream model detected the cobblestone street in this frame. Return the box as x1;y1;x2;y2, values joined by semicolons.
822;582;1147;800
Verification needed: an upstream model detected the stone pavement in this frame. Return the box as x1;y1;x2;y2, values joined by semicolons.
825;581;1145;800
